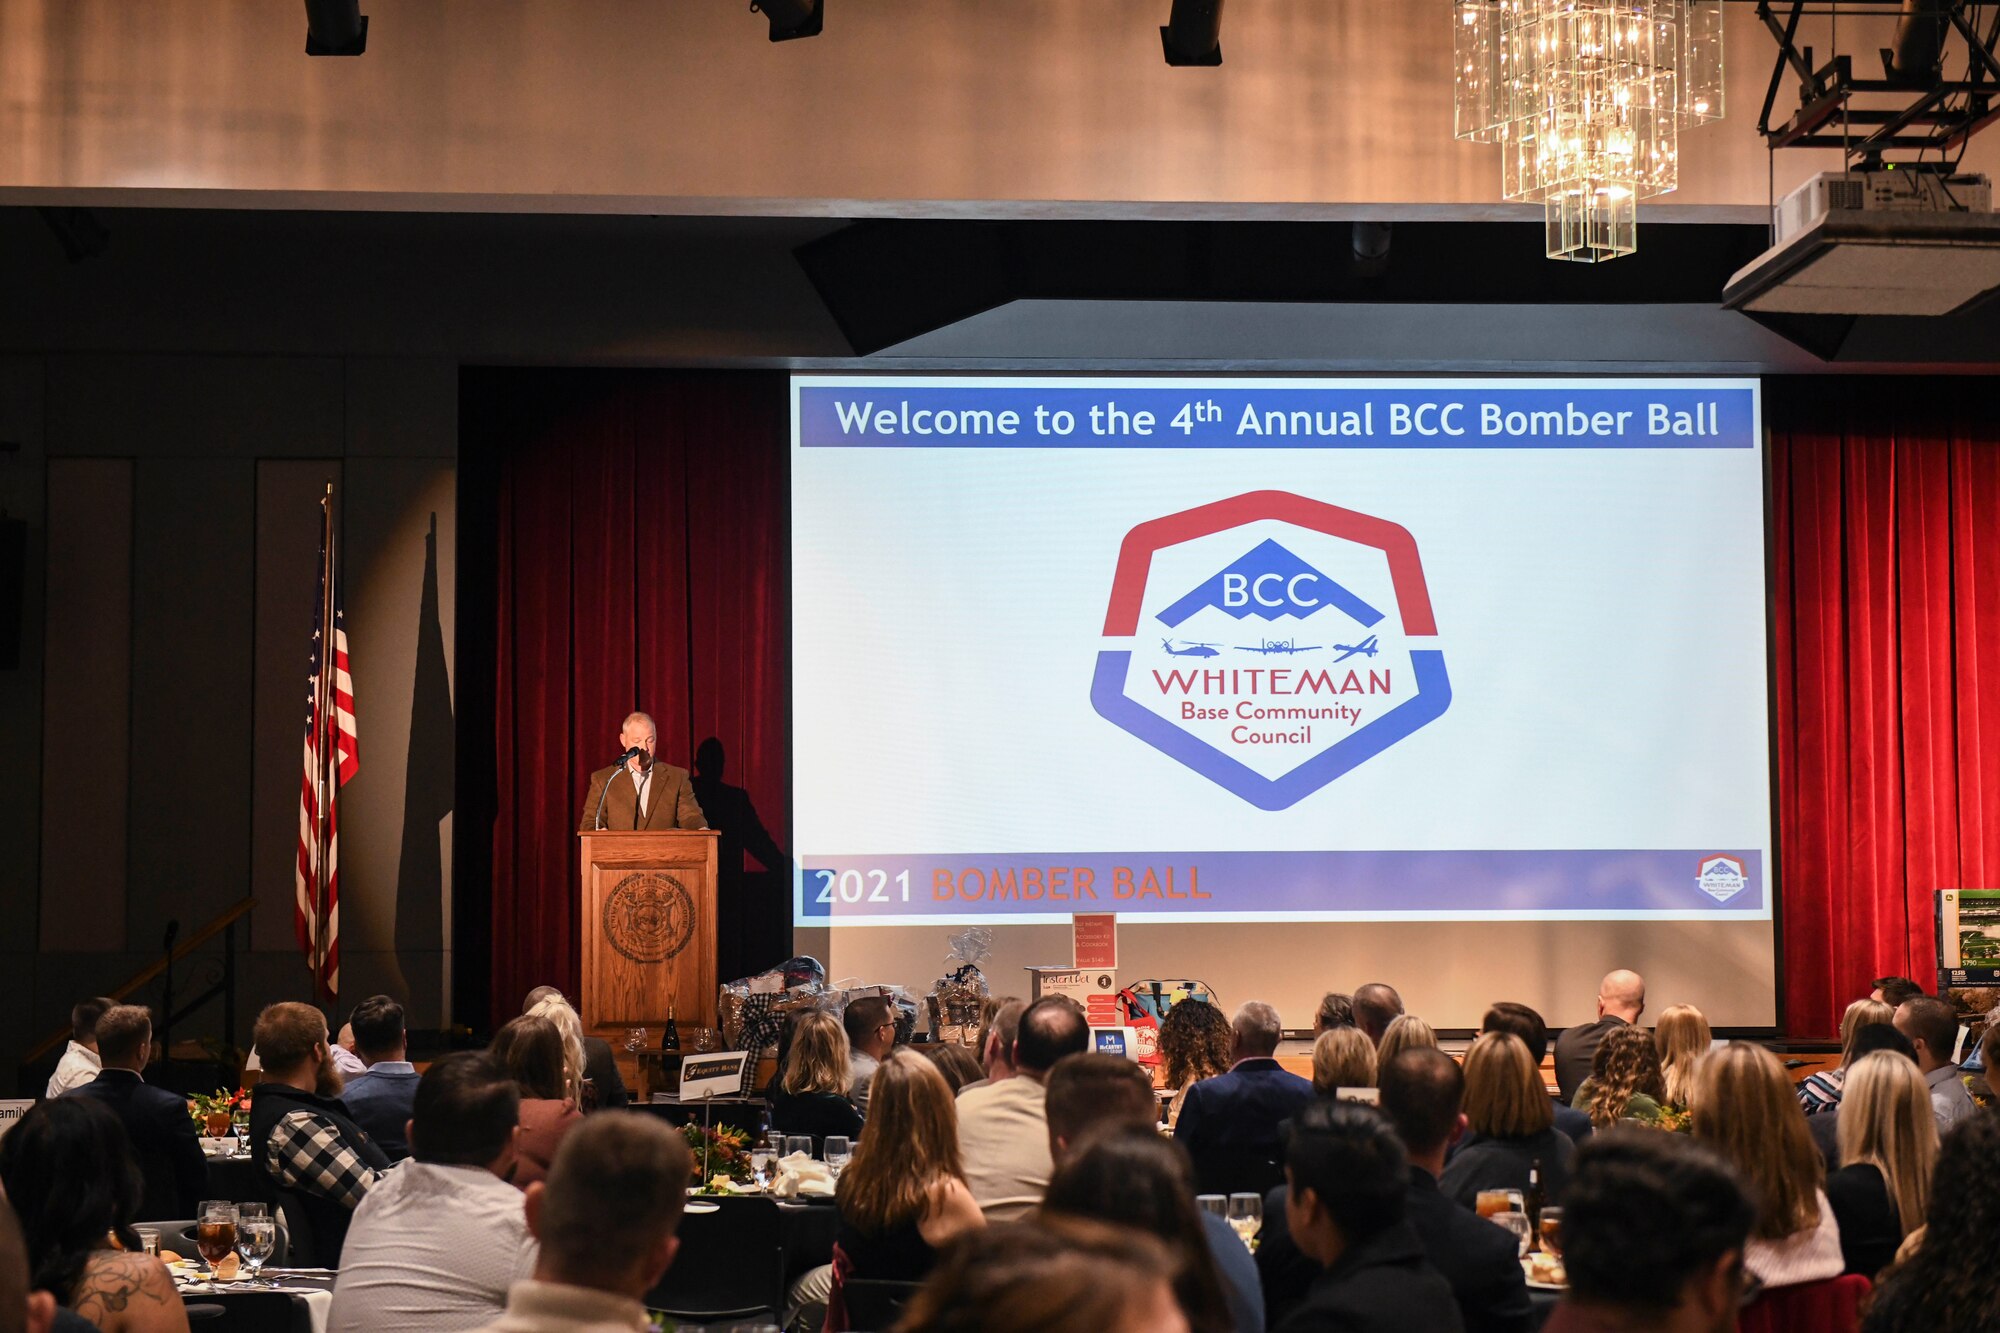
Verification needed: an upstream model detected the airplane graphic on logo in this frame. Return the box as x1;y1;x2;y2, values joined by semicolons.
1091;491;1452;810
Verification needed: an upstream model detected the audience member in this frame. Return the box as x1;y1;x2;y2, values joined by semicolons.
1158;998;1234;1131
1544;1130;1754;1333
1375;1015;1437;1067
768;1012;865;1151
1689;1043;1840;1291
521;994;590;1109
1274;1100;1462;1332
843;995;898;1115
1860;1113;2000;1333
1805;1022;1916;1171
1653;1003;1710;1109
489;1016;583;1188
1043;1054;1261;1333
959;998;1023;1095
1553;970;1645;1105
248;1001;389;1266
1042;1129;1236;1333
833;1051;983;1304
44;999;116;1100
1351;985;1404;1047
1309;1028;1377;1097
1176;1002;1316;1183
331;1020;368;1076
471;1112;691;1333
895;1216;1188;1333
1868;976;1924;1008
956;996;1089;1219
328;1053;536;1333
520;987;628;1111
1824;1050;1935;1280
1479;1002;1592;1144
62;1006;204;1224
1572;1025;1667;1128
1891;996;1975;1132
0;1098;187;1333
919;1042;985;1094
0;1194;58;1333
1264;1049;1532;1333
1313;994;1355;1035
1441;1032;1575;1210
1797;998;1893;1116
339;994;420;1161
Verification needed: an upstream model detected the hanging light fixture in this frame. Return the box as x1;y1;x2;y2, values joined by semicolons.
1453;0;1722;261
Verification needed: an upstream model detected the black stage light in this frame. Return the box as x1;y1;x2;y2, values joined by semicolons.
1162;0;1223;66
304;0;368;56
754;0;824;42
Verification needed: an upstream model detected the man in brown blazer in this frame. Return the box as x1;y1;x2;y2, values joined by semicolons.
578;710;708;831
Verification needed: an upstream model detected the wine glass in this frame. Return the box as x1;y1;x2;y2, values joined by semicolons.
195;1201;238;1282
1493;1210;1532;1258
785;1135;813;1161
824;1136;853;1178
235;1203;276;1286
1195;1194;1227;1223
624;1027;649;1053
1226;1193;1262;1246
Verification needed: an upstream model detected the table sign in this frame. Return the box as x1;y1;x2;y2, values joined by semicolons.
1072;913;1118;969
0;1100;30;1138
679;1051;750;1101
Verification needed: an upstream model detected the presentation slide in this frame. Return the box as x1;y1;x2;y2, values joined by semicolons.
791;376;1772;937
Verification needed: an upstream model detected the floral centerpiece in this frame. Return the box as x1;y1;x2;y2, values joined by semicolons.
187;1088;249;1137
682;1122;754;1192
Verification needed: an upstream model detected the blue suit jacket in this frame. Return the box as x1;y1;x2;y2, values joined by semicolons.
338;1063;420;1161
1172;1057;1316;1155
67;1069;207;1222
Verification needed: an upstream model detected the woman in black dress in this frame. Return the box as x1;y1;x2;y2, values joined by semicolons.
768;1010;865;1152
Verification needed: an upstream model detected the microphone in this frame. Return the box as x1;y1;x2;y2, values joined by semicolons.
592;749;645;830
617;747;644;765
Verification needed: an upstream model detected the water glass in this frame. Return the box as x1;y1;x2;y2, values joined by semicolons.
1227;1193;1262;1246
824;1136;853;1177
135;1227;160;1258
1538;1206;1565;1258
1492;1210;1532;1257
195;1201;239;1281
1195;1194;1227;1221
1475;1188;1524;1219
235;1203;276;1285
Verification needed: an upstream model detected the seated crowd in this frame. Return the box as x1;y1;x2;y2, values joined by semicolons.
2;970;1997;1333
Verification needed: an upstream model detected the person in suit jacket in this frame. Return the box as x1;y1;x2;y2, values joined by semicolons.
576;711;707;833
1174;1002;1316;1194
62;1005;206;1224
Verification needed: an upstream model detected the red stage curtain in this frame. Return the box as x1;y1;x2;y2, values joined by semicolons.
1770;378;2000;1039
484;372;788;1023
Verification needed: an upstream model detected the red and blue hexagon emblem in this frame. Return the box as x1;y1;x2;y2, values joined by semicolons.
1091;491;1452;810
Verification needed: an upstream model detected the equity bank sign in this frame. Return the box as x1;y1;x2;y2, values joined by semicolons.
1090;491;1452;810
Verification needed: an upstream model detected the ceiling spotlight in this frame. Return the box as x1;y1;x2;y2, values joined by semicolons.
1161;0;1223;66
304;0;367;55
753;0;823;42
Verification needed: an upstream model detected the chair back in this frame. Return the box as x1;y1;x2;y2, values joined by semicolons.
1737;1274;1870;1333
839;1277;924;1331
161;1220;292;1268
642;1197;787;1321
271;1190;320;1267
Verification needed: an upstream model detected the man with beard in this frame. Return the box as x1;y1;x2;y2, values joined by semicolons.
249;1001;392;1266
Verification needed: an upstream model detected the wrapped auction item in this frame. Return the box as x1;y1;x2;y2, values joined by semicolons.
927;928;994;1046
1117;978;1218;1068
719;955;830;1053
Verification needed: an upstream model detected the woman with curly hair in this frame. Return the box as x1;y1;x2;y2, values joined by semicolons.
1156;999;1232;1131
1863;1112;2000;1332
1571;1023;1668;1127
1654;1002;1712;1108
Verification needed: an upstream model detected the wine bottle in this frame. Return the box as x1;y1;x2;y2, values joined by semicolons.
661;1001;682;1053
1524;1158;1545;1240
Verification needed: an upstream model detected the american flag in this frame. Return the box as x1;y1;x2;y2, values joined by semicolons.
296;490;358;1001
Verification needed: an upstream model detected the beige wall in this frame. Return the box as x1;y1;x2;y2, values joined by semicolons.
0;1;1971;213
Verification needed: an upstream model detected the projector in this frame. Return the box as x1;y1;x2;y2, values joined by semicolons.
1776;169;1992;245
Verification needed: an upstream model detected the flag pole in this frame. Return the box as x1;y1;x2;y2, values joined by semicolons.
316;483;336;1009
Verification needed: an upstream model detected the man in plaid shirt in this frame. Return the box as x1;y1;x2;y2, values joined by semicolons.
248;1001;392;1265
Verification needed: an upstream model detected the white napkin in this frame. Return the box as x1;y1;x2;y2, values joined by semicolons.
770;1152;836;1198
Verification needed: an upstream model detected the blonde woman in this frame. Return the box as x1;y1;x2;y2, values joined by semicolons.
1309;1026;1377;1096
1375;1015;1438;1067
1440;1031;1575;1208
771;1011;865;1151
1798;998;1895;1115
1691;1042;1842;1290
1572;1024;1668;1127
525;992;589;1108
1827;1050;1937;1278
834;1051;984;1293
1654;1003;1712;1108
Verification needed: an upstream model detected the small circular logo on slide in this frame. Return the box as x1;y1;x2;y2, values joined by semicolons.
602;873;696;963
1696;855;1746;903
1090;490;1452;810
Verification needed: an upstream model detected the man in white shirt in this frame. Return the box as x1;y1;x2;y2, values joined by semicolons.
473;1113;693;1333
1895;995;1977;1131
843;996;897;1115
329;1052;537;1333
955;995;1090;1220
45;997;116;1098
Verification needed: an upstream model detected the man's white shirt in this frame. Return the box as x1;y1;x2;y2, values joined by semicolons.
327;1161;538;1333
46;1041;101;1098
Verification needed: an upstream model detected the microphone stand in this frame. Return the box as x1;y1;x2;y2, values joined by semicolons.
590;750;637;831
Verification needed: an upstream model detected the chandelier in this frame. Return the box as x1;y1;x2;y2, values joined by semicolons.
1453;0;1724;261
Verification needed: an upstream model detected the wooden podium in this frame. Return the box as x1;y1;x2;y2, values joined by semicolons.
577;830;721;1086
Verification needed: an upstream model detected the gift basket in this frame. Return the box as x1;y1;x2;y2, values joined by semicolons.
927;928;994;1046
831;981;921;1044
719;956;831;1094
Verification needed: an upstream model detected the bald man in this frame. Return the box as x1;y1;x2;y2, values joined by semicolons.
1553;970;1646;1105
578;712;707;832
